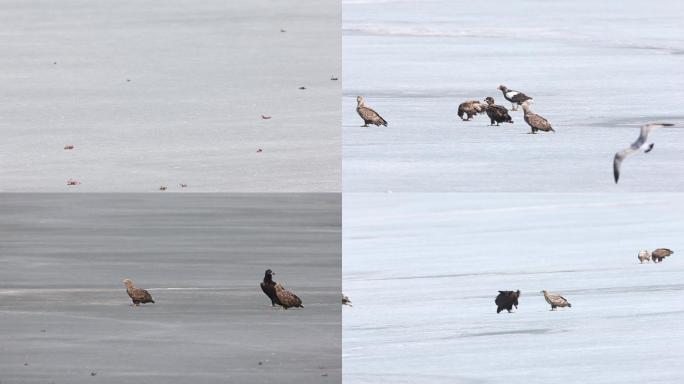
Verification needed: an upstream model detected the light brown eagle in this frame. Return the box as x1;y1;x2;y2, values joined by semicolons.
541;290;571;310
457;100;486;121
522;101;554;133
356;96;387;127
638;250;651;263
122;278;155;306
274;283;303;309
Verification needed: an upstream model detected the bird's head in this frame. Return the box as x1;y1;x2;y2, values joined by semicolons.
122;278;133;287
484;96;495;105
498;85;507;92
356;96;364;105
265;269;275;277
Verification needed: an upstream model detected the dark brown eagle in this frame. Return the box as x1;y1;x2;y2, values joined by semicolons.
122;278;155;306
495;290;520;313
274;283;303;309
484;97;513;126
356;96;387;127
260;269;280;307
652;248;674;263
342;294;352;307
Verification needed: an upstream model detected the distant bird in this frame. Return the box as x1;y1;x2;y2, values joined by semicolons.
495;290;520;313
541;290;571;310
638;250;651;263
261;115;272;120
274;283;303;309
63;145;74;150
159;186;167;191
484;97;514;126
260;269;280;307
342;294;352;307
356;96;387;127
522;101;554;133
256;148;263;153
651;248;674;263
330;76;339;81
179;183;188;188
613;123;675;183
66;179;80;186
299;86;306;90
457;100;486;121
498;85;533;111
122;278;155;306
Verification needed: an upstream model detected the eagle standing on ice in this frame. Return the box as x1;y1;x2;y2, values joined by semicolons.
541;290;571;310
356;96;388;127
260;269;280;307
274;283;303;309
122;279;155;306
498;85;533;111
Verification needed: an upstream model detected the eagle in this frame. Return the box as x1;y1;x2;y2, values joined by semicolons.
638;250;651;263
457;100;486;121
522;101;554;133
356;96;387;127
342;294;352;307
498;85;533;111
274;283;303;309
495;290;520;313
541;290;571;310
651;248;674;263
122;279;155;306
484;97;513;126
260;269;280;307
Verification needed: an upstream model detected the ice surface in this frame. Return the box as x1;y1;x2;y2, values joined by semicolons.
343;0;684;191
0;0;340;192
0;194;341;383
344;193;684;383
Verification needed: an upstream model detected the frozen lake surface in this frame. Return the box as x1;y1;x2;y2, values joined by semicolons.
343;0;684;191
0;194;341;384
0;0;340;192
344;193;684;383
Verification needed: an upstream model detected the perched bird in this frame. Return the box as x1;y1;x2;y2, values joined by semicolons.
457;100;486;121
66;179;80;186
159;186;167;191
356;96;387;127
342;294;352;307
122;279;155;306
613;123;675;183
274;283;303;309
260;269;280;307
495;290;520;313
261;115;272;120
638;250;651;263
651;248;674;263
484;97;513;126
541;290;571;310
64;145;74;150
522;101;554;134
498;85;533;111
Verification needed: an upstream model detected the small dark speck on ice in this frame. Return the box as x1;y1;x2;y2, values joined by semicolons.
258;361;263;365
299;86;306;90
91;372;97;376
257;149;263;153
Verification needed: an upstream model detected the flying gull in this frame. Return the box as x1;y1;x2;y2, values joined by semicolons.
613;123;674;183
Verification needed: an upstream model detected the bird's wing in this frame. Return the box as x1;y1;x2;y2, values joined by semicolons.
613;147;636;183
358;106;381;121
277;289;302;307
530;113;552;129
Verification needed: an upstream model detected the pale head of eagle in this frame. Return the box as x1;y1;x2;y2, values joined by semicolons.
356;96;365;107
122;278;134;288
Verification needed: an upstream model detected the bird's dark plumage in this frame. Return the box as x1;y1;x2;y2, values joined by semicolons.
495;290;520;313
260;269;280;307
484;97;513;125
651;248;674;263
